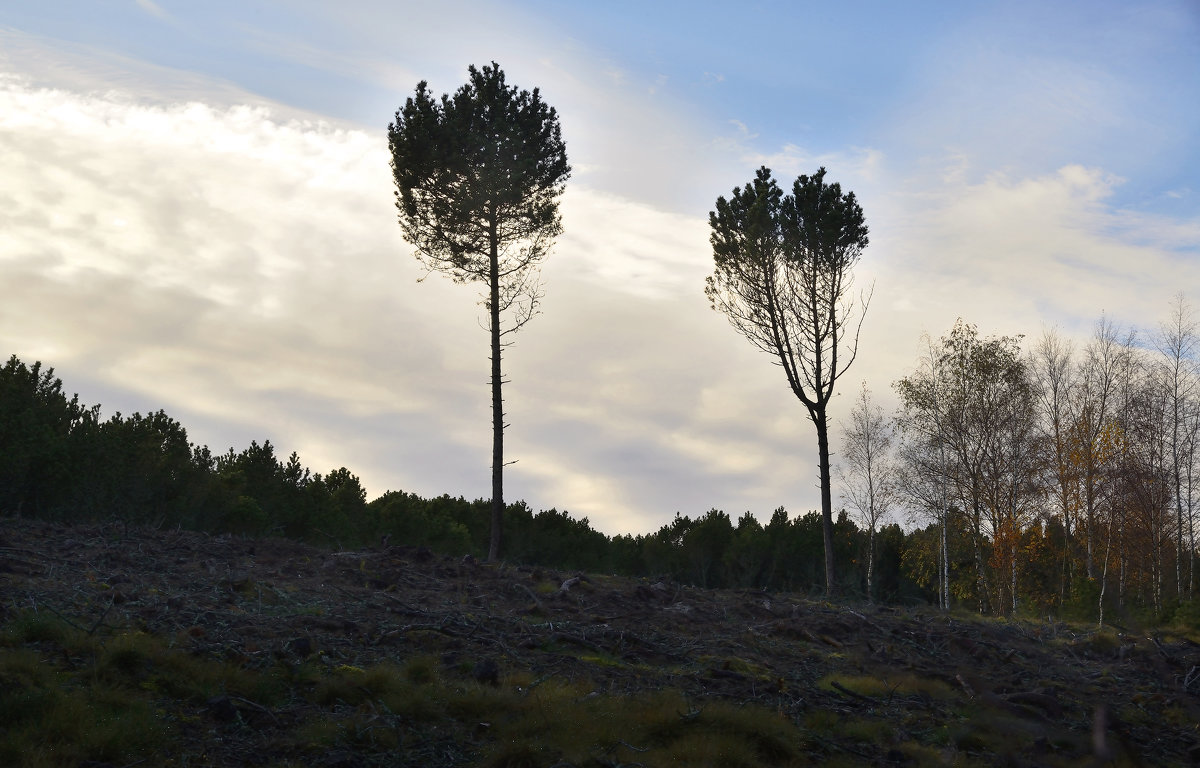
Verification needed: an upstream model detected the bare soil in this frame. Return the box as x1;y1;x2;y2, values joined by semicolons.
3;517;1199;766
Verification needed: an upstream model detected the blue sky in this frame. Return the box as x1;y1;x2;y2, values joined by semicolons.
1;1;1198;535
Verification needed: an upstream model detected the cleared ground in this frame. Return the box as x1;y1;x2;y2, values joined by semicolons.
2;517;1198;766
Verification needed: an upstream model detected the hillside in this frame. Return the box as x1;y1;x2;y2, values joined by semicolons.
2;517;1198;766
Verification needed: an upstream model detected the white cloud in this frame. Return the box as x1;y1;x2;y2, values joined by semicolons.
887;164;1200;330
135;0;169;21
2;26;1197;537
0;75;472;481
555;188;707;300
0;71;822;533
846;159;1200;446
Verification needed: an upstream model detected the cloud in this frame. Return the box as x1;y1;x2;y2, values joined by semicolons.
892;165;1199;328
555;188;707;300
0;75;472;483
0;71;821;534
135;0;169;21
2;31;1197;537
852;161;1200;437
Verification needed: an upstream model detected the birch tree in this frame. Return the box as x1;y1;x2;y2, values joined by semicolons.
1032;329;1078;606
1155;293;1199;598
896;321;1032;614
837;382;896;602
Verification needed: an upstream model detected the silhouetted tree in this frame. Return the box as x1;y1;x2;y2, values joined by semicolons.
724;512;770;588
1032;329;1078;608
706;166;870;596
1077;316;1138;579
683;509;734;587
0;356;88;515
93;410;195;525
389;62;570;562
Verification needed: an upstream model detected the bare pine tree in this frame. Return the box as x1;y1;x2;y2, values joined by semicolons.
707;166;871;597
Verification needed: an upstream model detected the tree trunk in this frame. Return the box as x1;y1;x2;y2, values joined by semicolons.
1099;524;1112;629
1175;433;1185;600
1085;477;1095;579
941;508;949;610
1011;544;1017;615
815;409;836;597
941;445;950;611
488;231;503;563
1118;518;1126;608
866;525;875;604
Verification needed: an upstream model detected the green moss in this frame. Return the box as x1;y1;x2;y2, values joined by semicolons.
471;683;808;768
533;580;560;595
98;631;158;683
837;717;896;745
402;654;439;685
576;651;625;668
0;658;166;765
818;672;955;701
1094;631;1122;650
2;610;88;650
701;703;801;762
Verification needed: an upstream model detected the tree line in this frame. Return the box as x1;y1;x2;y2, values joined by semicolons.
847;303;1200;625
4;343;1199;628
0;352;911;597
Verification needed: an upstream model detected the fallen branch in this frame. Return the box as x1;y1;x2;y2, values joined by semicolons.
830;680;873;702
228;695;281;725
1149;635;1169;659
553;632;604;654
955;674;976;699
517;584;546;613
558;576;581;595
88;596;118;636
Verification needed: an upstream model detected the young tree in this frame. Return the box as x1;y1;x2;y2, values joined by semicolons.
895;321;1033;615
837;382;896;602
1155;293;1199;598
706;167;870;597
893;334;954;609
1075;316;1137;579
1032;329;1078;606
389;63;570;561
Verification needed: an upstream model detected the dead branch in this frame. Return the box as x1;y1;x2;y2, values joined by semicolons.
830;680;873;702
955;674;976;699
1183;665;1199;692
517;584;546;613
557;576;581;595
227;695;281;725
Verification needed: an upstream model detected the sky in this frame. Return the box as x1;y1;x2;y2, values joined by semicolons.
2;1;1198;536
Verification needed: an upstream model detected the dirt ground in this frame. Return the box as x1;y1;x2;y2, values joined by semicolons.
3;517;1200;766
